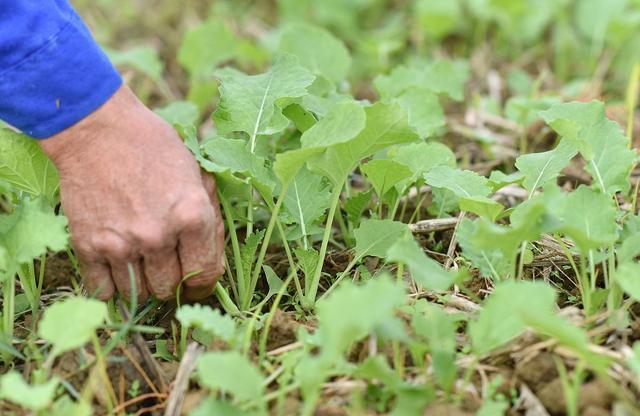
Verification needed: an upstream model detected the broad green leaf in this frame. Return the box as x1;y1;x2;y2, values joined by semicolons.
361;160;412;198
515;138;577;193
278;23;351;83
177;124;221;175
575;0;628;42
541;101;636;195
178;19;237;76
459;196;504;221
294;247;319;288
504;95;560;126
51;396;91;416
274;100;366;186
487;170;524;191
191;398;254;416
354;219;410;260
470;281;557;354
391;142;456;182
316;276;406;359
374;59;469;101
197;351;264;401
392;385;435;416
106;46;163;81
282;168;331;242
614;262;640;301
557;186;618;251
355;355;402;388
344;189;372;227
618;232;640;264
467;0;561;44
39;298;107;356
300;100;366;148
396;89;445;138
477;399;509;416
410;301;458;390
274;147;324;189
0;129;59;203
263;265;285;299
155;101;199;126
0;198;68;267
458;200;548;279
0;371;59;411
428;188;459;218
213;55;315;146
241;231;264;285
176;304;237;343
282;103;317;132
525;311;603;369
309;102;419;185
457;218;510;279
201;137;276;193
0;245;8;273
415;0;462;39
387;236;455;291
425;166;491;198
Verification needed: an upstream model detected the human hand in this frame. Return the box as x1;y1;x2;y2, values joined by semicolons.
39;85;224;302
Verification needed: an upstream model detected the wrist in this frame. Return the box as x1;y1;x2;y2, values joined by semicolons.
38;85;142;167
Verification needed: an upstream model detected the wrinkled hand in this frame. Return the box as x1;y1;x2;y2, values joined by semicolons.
39;85;224;302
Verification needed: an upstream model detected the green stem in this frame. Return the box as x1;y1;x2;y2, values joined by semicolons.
274;219;304;300
215;283;240;316
259;191;304;302
247;182;254;236
389;194;401;220
91;333;115;413
245;187;288;310
219;193;246;307
259;270;296;363
396;262;404;284
2;272;15;346
408;193;428;223
580;255;592;315
319;255;360;302
36;254;46;314
16;264;36;314
303;183;343;309
399;196;408;222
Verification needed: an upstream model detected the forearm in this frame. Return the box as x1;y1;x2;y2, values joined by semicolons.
0;0;122;138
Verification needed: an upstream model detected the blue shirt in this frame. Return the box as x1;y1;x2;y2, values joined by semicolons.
0;0;122;138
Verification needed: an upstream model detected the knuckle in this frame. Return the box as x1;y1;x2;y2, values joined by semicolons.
91;232;134;261
174;192;211;230
131;225;172;252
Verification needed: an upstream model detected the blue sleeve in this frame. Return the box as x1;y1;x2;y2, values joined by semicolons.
0;0;122;138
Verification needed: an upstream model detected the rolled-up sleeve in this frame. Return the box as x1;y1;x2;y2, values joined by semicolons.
0;0;122;138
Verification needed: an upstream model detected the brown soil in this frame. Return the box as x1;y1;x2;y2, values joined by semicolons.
536;378;614;415
514;352;559;391
266;309;305;350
